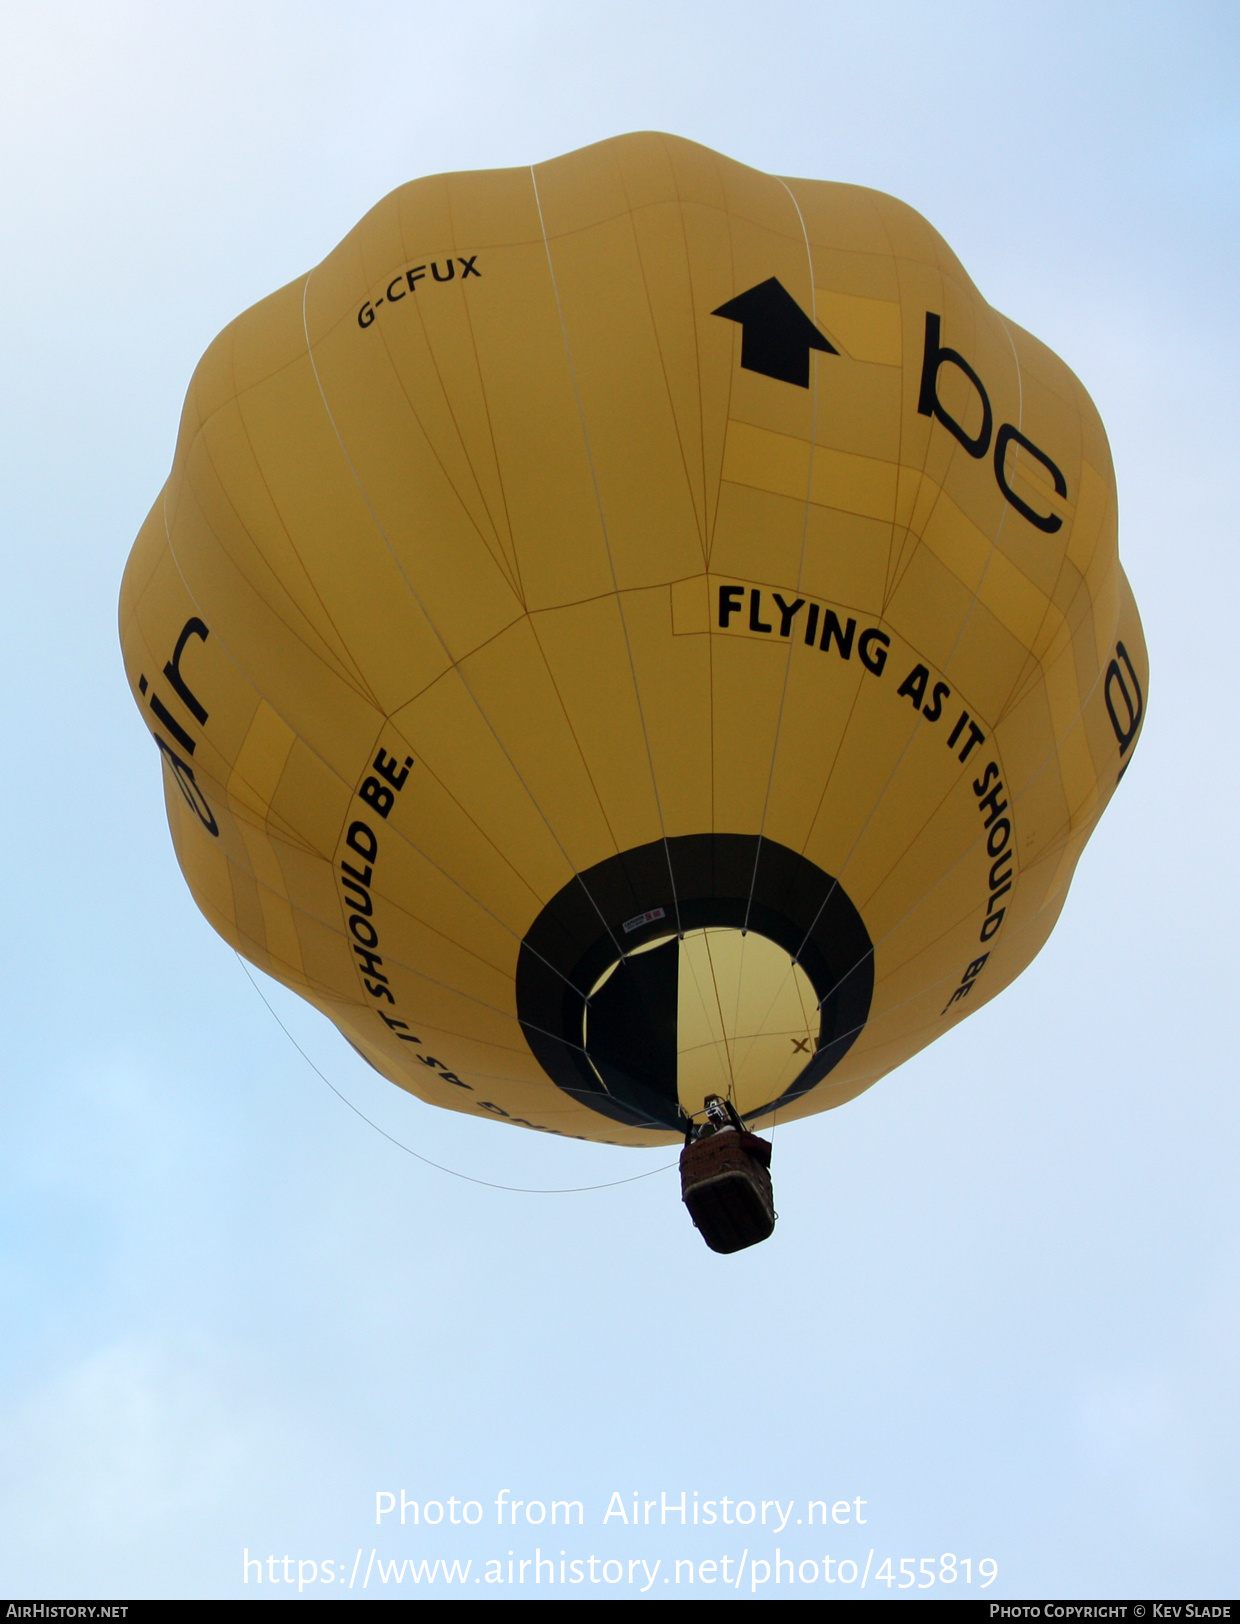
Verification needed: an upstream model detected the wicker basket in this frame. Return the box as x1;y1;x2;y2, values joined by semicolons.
680;1129;775;1254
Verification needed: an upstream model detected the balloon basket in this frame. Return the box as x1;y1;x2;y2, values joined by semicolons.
680;1128;776;1254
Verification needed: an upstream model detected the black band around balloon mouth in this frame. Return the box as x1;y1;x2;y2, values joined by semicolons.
515;834;874;1132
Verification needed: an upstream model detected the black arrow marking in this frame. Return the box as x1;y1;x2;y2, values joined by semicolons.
712;277;837;387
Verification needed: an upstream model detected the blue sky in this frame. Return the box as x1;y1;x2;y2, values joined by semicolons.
0;0;1237;1600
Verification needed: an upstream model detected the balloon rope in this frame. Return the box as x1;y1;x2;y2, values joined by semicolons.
236;956;678;1196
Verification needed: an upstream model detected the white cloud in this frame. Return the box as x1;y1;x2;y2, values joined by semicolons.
1;1338;247;1557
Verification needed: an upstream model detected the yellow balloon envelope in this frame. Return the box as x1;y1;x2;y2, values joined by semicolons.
119;133;1147;1146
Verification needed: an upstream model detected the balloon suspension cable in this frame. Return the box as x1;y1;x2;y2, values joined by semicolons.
236;955;678;1196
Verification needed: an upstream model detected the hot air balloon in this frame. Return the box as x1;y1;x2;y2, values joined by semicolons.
119;132;1146;1248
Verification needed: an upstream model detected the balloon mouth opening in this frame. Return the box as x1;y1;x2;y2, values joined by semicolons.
515;833;874;1133
583;925;823;1122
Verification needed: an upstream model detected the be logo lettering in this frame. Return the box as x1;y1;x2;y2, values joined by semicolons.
918;313;1068;533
